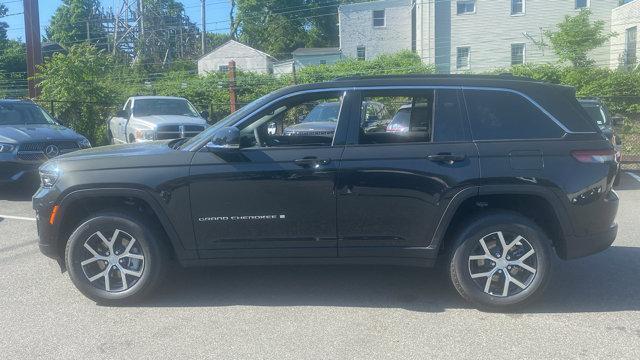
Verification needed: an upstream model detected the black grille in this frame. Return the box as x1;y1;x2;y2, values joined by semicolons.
17;141;80;161
156;125;205;140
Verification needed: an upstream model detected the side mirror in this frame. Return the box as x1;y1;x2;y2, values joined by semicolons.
200;110;209;120
116;110;128;118
611;115;624;126
206;126;240;152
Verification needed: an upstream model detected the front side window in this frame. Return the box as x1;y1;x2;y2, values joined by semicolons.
238;92;344;148
457;0;476;15
575;0;588;9
511;43;525;65
372;9;385;27
625;26;637;66
457;47;470;70
465;89;564;140
133;99;200;117
357;46;366;61
511;0;524;15
358;90;434;144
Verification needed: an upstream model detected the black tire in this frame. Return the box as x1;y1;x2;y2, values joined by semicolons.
65;212;167;305
449;211;553;311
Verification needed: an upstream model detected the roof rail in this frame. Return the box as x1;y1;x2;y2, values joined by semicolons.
333;73;538;82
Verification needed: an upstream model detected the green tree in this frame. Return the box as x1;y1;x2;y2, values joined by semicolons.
236;0;342;58
544;10;615;68
0;4;9;43
46;0;108;49
0;5;27;97
207;33;231;50
37;44;117;145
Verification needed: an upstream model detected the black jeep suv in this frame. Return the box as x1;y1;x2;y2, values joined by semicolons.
33;75;619;310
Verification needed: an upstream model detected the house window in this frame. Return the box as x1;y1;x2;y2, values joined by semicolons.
457;1;476;15
456;47;470;70
575;0;588;9
357;46;366;61
372;9;385;27
511;0;524;15
625;27;638;66
218;65;229;73
511;43;525;65
320;60;327;65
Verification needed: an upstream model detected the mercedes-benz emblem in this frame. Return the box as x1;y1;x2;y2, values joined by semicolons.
45;144;60;158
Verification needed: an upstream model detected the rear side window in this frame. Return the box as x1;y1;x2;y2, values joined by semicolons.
433;89;467;142
464;90;564;140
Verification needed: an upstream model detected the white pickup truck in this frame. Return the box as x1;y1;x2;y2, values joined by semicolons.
108;96;209;144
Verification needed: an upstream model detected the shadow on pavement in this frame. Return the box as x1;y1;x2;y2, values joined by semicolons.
141;245;640;313
615;171;640;191
0;178;39;201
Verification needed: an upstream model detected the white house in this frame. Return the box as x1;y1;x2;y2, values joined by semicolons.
340;0;622;73
610;0;639;69
338;0;414;61
197;40;276;75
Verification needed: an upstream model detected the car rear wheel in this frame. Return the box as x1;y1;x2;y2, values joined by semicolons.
449;211;552;311
65;212;167;305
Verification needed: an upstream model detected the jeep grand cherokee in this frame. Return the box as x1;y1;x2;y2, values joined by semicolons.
33;75;618;310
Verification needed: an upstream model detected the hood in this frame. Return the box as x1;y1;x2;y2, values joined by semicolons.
284;121;337;133
133;115;207;127
0;124;84;143
57;141;174;161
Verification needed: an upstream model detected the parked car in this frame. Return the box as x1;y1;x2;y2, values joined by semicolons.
34;75;618;310
283;101;387;137
578;98;622;185
0;99;90;186
108;96;208;144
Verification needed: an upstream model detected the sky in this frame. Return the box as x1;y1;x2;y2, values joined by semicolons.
1;0;232;41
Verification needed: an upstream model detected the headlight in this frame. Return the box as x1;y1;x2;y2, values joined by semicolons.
78;138;92;149
0;143;16;153
39;161;61;188
134;129;155;141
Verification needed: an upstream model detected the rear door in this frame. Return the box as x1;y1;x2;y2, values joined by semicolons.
337;87;480;258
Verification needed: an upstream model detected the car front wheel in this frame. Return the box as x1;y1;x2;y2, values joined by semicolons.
65;212;167;305
449;211;552;311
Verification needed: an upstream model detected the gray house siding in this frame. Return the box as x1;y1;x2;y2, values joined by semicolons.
197;40;275;75
339;0;414;60
610;0;640;68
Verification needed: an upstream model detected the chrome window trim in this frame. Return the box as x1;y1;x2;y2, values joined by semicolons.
190;84;595;151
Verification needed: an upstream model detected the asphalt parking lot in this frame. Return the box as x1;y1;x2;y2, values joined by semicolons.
1;174;640;359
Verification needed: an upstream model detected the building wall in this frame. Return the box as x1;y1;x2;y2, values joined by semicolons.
197;41;273;75
610;0;640;68
339;0;414;60
294;53;344;67
445;0;620;73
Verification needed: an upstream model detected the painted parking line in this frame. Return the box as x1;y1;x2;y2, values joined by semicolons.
0;215;36;221
628;172;640;184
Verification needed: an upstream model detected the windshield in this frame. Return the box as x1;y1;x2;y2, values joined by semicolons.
133;99;200;117
580;104;608;126
302;102;341;123
0;103;58;126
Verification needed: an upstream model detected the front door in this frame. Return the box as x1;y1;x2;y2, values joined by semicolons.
189;90;352;258
337;88;480;258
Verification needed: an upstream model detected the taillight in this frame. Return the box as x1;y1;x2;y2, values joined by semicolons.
571;149;616;163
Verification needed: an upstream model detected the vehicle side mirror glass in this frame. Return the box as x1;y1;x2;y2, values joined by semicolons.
206;127;240;152
201;110;209;120
116;110;128;118
611;115;623;126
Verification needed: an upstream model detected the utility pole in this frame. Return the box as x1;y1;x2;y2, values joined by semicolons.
201;0;206;55
228;61;237;113
23;0;42;99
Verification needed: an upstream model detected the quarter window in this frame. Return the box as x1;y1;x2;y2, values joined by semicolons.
511;43;525;65
457;0;476;15
372;10;385;27
511;0;524;15
465;90;564;140
457;47;470;70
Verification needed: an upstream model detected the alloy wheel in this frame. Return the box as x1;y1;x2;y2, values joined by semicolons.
467;231;538;297
79;229;145;293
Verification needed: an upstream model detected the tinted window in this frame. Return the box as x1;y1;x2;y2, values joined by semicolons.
433;90;467;142
465;90;564;140
133;99;199;117
359;90;434;144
